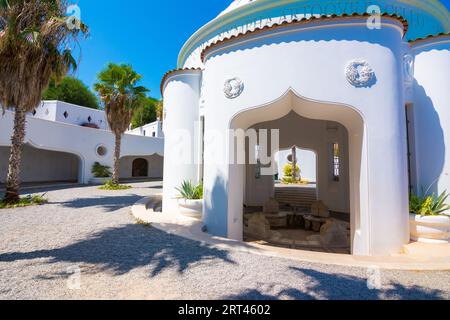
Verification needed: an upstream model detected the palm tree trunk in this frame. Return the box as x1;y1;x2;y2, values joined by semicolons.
4;108;27;203
112;132;122;185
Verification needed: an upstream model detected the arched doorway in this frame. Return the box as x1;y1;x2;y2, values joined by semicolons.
132;158;148;177
227;90;365;255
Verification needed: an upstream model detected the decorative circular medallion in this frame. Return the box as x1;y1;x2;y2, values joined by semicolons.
224;78;244;99
345;60;375;88
96;144;108;157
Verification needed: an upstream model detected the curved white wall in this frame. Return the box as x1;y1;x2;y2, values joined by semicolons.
412;37;450;198
162;70;202;212
200;19;410;255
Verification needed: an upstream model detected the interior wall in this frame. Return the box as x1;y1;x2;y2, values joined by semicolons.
119;155;164;179
0;145;79;183
243;111;350;213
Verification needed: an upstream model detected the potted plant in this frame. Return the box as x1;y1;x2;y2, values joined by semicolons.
90;162;112;184
176;180;203;219
409;188;450;243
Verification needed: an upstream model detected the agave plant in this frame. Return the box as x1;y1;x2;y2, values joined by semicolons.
176;180;203;200
410;188;450;216
0;0;88;203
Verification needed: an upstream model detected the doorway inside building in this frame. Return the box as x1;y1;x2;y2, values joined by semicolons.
228;91;365;254
132;158;148;177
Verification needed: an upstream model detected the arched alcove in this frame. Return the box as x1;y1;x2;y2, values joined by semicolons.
132;158;149;177
0;144;82;184
227;90;366;255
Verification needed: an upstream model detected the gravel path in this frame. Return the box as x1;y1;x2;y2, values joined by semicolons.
0;182;449;300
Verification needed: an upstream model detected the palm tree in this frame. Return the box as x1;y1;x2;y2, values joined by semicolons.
0;0;87;203
94;63;148;185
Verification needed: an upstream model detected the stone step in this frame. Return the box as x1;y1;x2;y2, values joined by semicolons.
275;187;318;208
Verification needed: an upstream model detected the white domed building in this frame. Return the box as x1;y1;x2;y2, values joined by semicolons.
161;0;450;256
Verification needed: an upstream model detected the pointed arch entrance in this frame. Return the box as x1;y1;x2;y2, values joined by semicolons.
228;90;367;255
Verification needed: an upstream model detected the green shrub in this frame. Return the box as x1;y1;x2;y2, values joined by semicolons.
176;180;203;200
283;164;300;178
92;162;112;178
410;189;450;216
99;180;132;191
0;194;48;209
281;177;309;185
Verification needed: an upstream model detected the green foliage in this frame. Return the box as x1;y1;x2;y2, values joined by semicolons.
131;96;159;129
176;180;203;200
99;180;132;191
91;162;112;178
42;77;99;109
281;177;309;185
410;188;450;216
283;164;300;178
94;63;148;111
0;194;48;209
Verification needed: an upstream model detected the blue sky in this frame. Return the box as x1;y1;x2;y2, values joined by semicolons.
76;0;230;99
75;0;450;100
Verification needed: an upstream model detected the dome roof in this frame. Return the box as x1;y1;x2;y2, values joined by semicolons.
218;0;256;17
179;0;450;68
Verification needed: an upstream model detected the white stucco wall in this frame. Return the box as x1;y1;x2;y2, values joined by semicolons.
119;155;164;179
0;109;164;184
128;121;164;138
162;70;202;213
191;18;410;256
33;101;109;130
412;37;450;198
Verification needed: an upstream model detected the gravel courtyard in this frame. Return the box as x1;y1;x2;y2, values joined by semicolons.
0;182;449;300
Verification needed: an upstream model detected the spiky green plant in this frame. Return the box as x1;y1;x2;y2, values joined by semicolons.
176;180;203;200
410;188;450;216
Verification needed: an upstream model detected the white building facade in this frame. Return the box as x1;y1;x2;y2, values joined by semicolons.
161;0;450;256
1;101;164;184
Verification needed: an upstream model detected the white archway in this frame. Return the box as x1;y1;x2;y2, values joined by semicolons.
228;90;367;255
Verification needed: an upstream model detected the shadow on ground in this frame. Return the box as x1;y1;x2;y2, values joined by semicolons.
224;267;446;300
53;195;143;213
0;224;236;278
